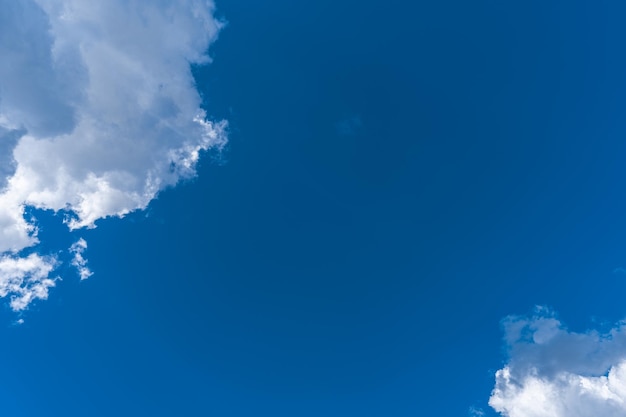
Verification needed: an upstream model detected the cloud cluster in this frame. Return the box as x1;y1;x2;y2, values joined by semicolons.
489;308;626;417
0;0;226;311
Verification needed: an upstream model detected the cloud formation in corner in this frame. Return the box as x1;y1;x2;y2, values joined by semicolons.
489;308;626;417
0;0;227;310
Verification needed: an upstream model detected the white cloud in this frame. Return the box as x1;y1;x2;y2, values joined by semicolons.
489;308;626;417
0;254;57;312
469;406;486;417
69;238;92;280
0;0;226;310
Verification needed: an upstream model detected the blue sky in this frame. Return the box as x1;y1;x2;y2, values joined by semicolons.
2;0;626;416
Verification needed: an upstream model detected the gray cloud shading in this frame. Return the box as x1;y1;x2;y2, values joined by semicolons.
0;126;24;189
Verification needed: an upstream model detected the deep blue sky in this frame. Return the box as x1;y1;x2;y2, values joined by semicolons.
3;0;626;416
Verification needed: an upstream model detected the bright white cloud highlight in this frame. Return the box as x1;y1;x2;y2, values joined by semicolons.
489;308;626;417
0;0;226;310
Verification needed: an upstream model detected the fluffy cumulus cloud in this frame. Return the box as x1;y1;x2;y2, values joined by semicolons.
489;308;626;417
0;0;226;311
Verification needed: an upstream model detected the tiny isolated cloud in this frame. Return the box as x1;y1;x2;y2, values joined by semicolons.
489;307;626;417
0;0;227;311
468;406;486;417
335;115;363;136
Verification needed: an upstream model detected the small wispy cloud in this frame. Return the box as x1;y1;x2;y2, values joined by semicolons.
469;406;486;417
69;238;92;281
335;115;363;136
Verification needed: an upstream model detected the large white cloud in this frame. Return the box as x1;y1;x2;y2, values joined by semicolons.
489;308;626;417
0;0;226;311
